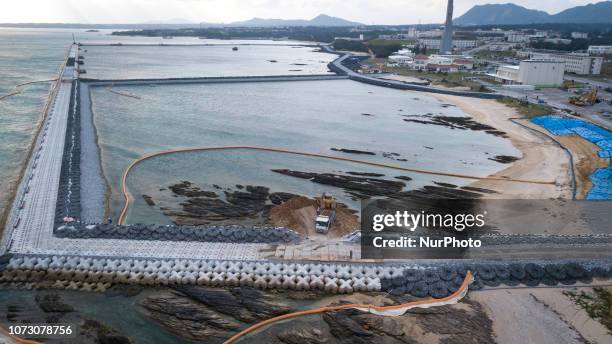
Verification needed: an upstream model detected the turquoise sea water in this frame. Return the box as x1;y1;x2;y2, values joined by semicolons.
0;28;70;216
83;44;335;79
90;80;519;222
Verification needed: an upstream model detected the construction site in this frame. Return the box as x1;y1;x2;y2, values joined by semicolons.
1;39;611;343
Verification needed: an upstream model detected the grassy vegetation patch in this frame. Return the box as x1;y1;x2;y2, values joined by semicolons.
366;39;404;58
474;50;517;60
332;39;368;53
498;97;554;118
369;62;490;92
564;287;612;334
601;59;612;78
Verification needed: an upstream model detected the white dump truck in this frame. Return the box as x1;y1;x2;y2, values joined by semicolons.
315;193;337;234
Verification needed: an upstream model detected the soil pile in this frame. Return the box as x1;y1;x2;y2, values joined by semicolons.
268;196;359;238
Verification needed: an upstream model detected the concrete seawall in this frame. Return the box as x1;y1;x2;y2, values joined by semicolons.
55;223;300;243
323;45;503;100
82;74;347;86
1;254;610;297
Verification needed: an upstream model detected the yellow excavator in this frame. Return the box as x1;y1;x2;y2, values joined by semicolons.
315;193;337;234
569;89;598;107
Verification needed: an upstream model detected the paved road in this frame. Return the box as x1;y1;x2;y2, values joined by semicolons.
564;75;611;89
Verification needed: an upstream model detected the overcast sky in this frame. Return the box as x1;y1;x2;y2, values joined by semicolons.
0;0;602;24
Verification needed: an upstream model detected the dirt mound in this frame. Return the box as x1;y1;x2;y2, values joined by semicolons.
268;196;359;238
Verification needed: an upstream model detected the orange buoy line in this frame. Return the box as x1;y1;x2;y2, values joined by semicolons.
15;78;58;87
117;146;555;224
0;79;58;101
106;86;142;99
0;90;22;101
223;271;473;344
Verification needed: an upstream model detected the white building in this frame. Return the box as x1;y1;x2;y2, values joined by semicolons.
506;32;528;43
588;45;612;55
489;42;516;51
418;38;476;51
388;49;416;66
392;54;474;72
571;32;588;39
492;59;564;87
407;28;418;39
530;52;602;75
388;55;414;66
543;38;572;45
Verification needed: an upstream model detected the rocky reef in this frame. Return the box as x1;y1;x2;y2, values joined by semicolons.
271;169;406;198
402;113;507;138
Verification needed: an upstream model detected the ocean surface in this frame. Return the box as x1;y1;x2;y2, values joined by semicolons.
90;80;519;223
0;28;69;218
83;44;335;79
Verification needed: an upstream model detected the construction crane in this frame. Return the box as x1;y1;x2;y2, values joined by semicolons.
569;89;598;107
315;193;337;234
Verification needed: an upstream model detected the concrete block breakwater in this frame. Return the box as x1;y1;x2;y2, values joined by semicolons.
55;80;81;227
81;74;347;86
0;255;385;294
1;255;610;298
55;224;300;243
381;261;612;298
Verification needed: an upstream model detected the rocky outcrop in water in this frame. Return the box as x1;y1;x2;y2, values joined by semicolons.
141;293;240;341
330;148;376;155
35;293;74;313
271;169;406;198
346;171;385;177
166;185;269;224
402;114;507;138
488;155;520;164
277;327;329;344
174;286;293;322
141;287;294;342
269;192;300;205
142;194;155;206
169;181;219;198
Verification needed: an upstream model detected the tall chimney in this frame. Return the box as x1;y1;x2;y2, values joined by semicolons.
440;0;453;54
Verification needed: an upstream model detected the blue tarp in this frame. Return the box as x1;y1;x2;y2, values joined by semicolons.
531;115;611;200
588;168;612;200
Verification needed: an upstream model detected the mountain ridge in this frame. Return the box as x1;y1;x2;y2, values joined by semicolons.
229;14;362;27
455;1;612;25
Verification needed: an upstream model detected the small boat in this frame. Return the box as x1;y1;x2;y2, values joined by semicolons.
232;46;238;51
163;36;174;39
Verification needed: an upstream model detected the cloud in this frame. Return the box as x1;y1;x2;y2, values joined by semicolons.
0;0;601;24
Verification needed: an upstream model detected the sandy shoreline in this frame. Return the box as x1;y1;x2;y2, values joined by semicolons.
472;287;612;344
431;93;572;200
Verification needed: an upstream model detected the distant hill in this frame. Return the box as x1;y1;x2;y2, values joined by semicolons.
552;1;612;23
230;14;362;27
454;1;612;25
454;3;549;25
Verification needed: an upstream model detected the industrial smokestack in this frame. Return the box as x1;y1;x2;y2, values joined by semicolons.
440;0;453;54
